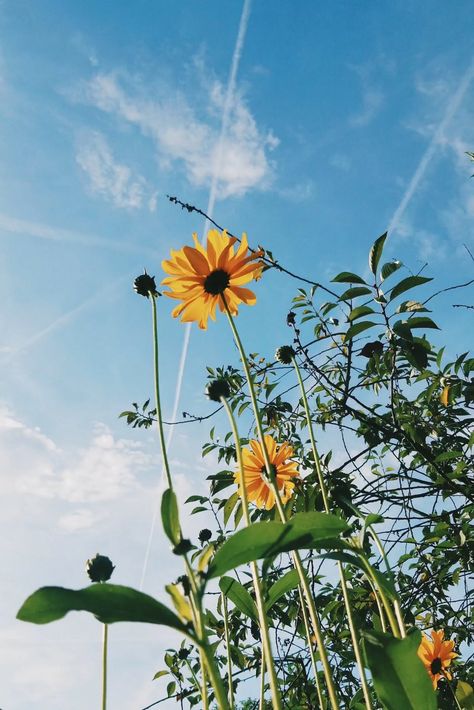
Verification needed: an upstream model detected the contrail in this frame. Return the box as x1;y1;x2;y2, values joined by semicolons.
140;0;252;589
388;61;474;234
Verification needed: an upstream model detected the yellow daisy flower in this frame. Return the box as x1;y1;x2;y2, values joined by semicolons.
236;435;300;510
418;629;458;689
161;229;263;330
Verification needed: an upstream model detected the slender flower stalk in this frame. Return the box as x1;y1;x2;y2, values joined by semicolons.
222;297;340;710
144;287;229;709
221;592;234;709
102;623;108;710
291;354;374;709
297;585;325;709
369;526;406;638
259;652;266;710
221;395;283;710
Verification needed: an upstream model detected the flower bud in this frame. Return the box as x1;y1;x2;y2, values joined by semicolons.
198;528;212;544
275;345;295;365
86;553;115;583
206;378;231;402
133;270;159;298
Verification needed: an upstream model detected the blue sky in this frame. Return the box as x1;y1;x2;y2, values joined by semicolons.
1;1;474;708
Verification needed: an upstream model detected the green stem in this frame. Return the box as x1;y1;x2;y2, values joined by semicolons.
148;295;228;709
221;592;234;709
298;585;325;709
293;357;373;709
222;396;282;710
359;557;400;638
223;299;339;710
369;528;406;638
150;294;173;490
102;623;108;710
259;652;266;710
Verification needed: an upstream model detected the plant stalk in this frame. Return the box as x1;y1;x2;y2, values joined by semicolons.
102;623;108;710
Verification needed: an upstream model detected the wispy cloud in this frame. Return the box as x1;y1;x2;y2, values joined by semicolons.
76;60;277;199
76;130;157;210
0;212;158;256
350;87;384;127
388;61;474;234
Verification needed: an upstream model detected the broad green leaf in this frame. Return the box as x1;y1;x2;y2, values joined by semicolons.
369;232;387;275
219;576;258;622
339;286;373;300
265;569;299;611
332;271;367;285
456;681;474;708
153;670;169;680
223;491;240;526
343;320;378;342
161;489;181;546
17;584;189;634
207;512;349;579
405;316;439;330
165;584;193;622
197;544;215;573
389;276;432;302
393;321;413;341
381;260;402;281
397;300;428;313
320;552;397;600
362;628;437;710
348;305;376;322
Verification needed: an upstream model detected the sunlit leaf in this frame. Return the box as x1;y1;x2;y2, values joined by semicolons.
381;260;402;281
208;512;349;579
456;680;474;708
165;584;193;622
389;276;432;302
369;232;387;275
362;628;437;710
17;584;189;634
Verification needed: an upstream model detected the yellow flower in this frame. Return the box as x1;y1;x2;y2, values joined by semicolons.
418;629;458;689
161;229;263;330
236;435;300;510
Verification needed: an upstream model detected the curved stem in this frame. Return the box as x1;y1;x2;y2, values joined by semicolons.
102;623;108;710
150;295;173;490
221;593;234;709
293;357;373;709
369;528;406;638
222;396;282;710
223;299;339;710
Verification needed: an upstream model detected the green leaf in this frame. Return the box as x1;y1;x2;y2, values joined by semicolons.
343;321;378;342
219;576;258;622
348;305;376;322
207;512;349;579
381;260;402;281
339;286;373;300
362;628;436;710
165;584;193;622
456;681;474;708
17;584;189;634
332;271;367;284
405;316;439;330
369;232;387;275
153;670;169;680
393;321;413;341
265;569;299;611
161;489;181;546
389;276;433;302
223;491;240;527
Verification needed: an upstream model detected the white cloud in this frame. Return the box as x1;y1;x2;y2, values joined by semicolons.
76;130;156;210
76;69;278;199
350;87;384;127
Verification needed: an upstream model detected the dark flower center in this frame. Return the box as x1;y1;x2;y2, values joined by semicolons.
430;658;442;675
204;269;230;295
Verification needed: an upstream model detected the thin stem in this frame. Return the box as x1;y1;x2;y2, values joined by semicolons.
222;396;282;710
447;678;463;710
259;652;266;710
298;585;325;709
221;593;234;709
150;295;173;490
293;357;373;708
102;623;108;710
200;651;209;710
359;558;400;638
369;528;406;638
223;299;339;710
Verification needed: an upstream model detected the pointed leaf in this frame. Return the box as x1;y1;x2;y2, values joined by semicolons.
405;317;439;330
381;260;402;281
17;584;189;634
161;489;181;546
343;321;378;342
332;271;367;284
165;584;193;622
208;512;349;579
265;569;299;611
339;286;373;300
348;305;376;322
219;576;258;622
389;276;432;302
369;232;387;275
362;628;437;710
